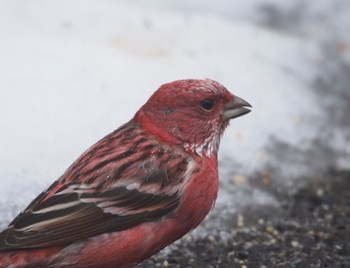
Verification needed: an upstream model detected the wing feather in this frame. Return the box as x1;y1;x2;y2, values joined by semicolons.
0;122;191;251
0;181;181;250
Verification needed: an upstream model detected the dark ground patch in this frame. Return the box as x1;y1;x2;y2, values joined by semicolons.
140;169;350;267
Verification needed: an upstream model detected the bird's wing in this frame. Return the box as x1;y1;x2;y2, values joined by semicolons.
0;130;191;250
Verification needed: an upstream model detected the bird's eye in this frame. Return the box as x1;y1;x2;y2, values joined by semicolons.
199;99;214;111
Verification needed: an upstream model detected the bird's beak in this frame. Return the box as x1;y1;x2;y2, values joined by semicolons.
222;95;252;121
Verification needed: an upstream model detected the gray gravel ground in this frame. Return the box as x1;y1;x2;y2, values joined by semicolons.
140;169;350;267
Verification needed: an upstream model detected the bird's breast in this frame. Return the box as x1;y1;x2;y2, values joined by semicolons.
174;156;219;229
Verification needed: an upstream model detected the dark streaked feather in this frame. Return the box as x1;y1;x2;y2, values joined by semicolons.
0;121;191;251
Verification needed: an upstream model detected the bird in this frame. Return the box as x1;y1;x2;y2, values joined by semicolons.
0;78;251;268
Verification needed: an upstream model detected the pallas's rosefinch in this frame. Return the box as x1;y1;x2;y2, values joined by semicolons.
0;79;251;268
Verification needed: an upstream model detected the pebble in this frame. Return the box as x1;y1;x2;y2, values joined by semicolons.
258;218;265;225
208;235;216;243
316;188;324;197
266;226;279;236
233;174;246;185
269;238;277;244
237;214;245;227
291;240;299;248
185;234;193;242
260;171;270;185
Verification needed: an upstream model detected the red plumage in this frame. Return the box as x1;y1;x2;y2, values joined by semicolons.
0;79;251;267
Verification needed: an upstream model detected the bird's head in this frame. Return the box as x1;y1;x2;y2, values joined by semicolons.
135;79;251;157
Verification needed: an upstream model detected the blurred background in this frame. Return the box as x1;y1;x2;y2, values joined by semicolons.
0;1;349;267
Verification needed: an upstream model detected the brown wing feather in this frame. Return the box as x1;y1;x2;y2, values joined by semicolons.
0;121;190;251
0;170;182;251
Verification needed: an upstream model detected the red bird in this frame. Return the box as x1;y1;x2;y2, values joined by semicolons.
0;79;251;267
